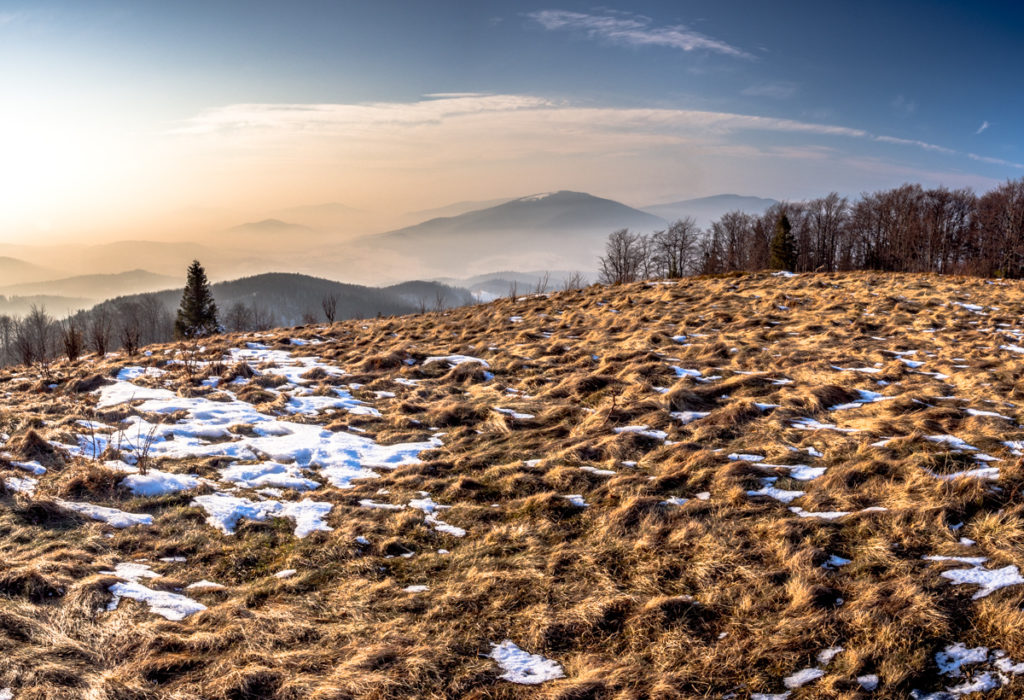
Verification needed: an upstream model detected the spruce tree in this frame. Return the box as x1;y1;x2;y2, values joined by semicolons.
174;260;219;339
769;214;797;271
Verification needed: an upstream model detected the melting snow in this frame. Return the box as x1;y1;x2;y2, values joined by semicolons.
494;407;535;420
938;563;1024;599
747;478;805;504
858;675;879;691
613;426;668;440
423;354;489;368
783;667;823;689
218;462;320;491
59;500;153;528
670;411;710;425
12;460;46;476
4;476;37;494
190;493;333;538
108;581;206;621
579;466;616;476
728;453;765;462
936;643;990;676
122;469;209;496
490;640;565;685
103;562;205;621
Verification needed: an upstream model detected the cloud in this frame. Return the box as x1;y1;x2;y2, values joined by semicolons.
873;135;956;155
169;94;932;150
967;152;1021;168
528;10;752;59
891;95;917;116
157;93;1024;221
976;121;990;134
742;82;798;99
172;94;1023;171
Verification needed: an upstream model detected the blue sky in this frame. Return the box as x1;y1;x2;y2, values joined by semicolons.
1;1;1022;237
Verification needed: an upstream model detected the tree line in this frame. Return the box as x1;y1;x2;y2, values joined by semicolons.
0;261;471;369
599;178;1024;283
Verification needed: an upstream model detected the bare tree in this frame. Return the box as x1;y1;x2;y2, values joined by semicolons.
251;304;275;331
321;294;338;323
139;294;173;346
433;289;446;312
598;229;647;284
15;305;53;371
0;314;13;366
650;218;700;278
224;301;255;332
59;316;84;363
117;301;143;356
562;271;586;291
89;307;114;357
533;272;550;294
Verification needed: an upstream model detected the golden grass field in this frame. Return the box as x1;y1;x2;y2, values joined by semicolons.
4;271;1024;698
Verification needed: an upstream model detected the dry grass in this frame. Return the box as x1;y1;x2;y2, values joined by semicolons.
2;271;1024;697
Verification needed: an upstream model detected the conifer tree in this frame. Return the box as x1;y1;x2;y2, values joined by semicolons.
174;260;219;339
769;214;797;271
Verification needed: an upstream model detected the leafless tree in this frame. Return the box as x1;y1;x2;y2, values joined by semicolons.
0;315;13;366
59;316;84;362
89;307;114;357
321;294;338;323
598;228;647;284
14;305;53;371
251;304;275;331
117;301;143;356
650;218;700;277
562;271;586;291
139;294;173;345
533;272;550;294
224;301;255;332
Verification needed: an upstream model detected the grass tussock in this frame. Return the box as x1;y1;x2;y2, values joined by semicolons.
4;271;1024;696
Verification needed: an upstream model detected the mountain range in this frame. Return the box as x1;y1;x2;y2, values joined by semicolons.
0;190;777;310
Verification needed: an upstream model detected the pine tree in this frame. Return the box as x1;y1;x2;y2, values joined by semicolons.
174;260;219;339
769;214;797;271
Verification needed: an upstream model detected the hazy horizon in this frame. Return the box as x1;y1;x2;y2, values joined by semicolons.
2;1;1021;248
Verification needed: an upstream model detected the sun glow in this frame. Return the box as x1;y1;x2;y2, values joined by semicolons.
0;103;152;238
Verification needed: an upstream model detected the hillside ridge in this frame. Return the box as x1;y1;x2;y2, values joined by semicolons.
3;271;1024;697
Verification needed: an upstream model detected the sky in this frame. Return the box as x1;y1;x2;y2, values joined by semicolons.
1;0;1022;242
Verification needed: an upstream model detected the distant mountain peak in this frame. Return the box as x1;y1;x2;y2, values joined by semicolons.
225;219;314;234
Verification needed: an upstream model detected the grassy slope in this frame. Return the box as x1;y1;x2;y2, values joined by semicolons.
2;271;1024;698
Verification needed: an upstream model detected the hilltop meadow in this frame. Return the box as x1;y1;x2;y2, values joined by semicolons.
2;271;1024;698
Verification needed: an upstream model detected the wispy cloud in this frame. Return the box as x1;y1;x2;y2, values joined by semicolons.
155;93;1023;221
874;135;956;155
976;121;990;134
891;95;917;116
173;94;1023;172
742;81;798;99
528;10;752;59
